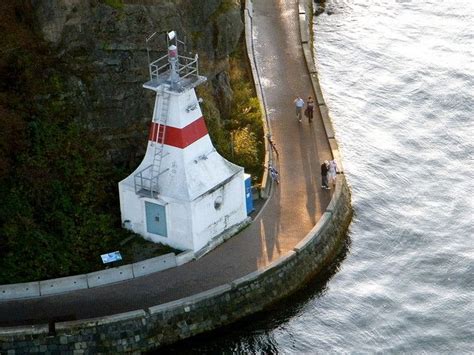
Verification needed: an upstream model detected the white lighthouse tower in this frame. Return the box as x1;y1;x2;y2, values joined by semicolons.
119;31;248;253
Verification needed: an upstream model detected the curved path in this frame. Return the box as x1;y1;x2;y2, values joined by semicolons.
0;0;333;327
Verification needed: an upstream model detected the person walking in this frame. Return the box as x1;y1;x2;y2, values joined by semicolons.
268;164;280;184
321;160;330;190
306;96;314;122
294;96;304;122
328;159;338;188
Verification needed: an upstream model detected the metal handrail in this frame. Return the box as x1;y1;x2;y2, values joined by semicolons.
148;53;199;83
134;165;159;196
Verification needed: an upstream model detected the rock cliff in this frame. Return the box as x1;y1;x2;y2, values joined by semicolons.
30;0;243;164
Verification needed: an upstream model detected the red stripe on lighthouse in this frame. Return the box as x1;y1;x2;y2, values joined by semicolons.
148;117;208;149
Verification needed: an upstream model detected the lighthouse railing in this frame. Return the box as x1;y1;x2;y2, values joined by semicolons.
177;54;199;79
148;53;199;85
149;54;171;82
134;165;159;196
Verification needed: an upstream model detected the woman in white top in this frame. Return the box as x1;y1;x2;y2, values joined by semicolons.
328;159;338;187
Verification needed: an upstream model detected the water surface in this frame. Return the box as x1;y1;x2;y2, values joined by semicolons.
163;0;474;352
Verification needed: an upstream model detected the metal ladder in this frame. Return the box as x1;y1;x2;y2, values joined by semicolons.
149;89;171;196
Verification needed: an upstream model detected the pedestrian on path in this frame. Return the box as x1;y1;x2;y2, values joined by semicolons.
294;96;304;122
306;96;314;122
268;164;280;184
321;160;330;190
328;159;338;188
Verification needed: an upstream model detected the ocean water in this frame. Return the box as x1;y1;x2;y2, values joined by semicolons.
162;0;474;352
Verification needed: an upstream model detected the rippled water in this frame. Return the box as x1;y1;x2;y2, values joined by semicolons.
163;0;474;352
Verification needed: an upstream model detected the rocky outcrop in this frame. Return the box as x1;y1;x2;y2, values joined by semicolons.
30;0;243;163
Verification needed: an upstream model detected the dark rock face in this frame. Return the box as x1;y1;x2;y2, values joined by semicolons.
212;70;233;119
30;0;243;162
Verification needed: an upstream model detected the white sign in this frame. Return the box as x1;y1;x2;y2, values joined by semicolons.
101;251;122;264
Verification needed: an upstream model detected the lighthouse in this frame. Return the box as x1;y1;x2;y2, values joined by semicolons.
118;31;248;253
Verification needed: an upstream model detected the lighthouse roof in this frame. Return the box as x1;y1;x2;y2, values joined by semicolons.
158;145;243;202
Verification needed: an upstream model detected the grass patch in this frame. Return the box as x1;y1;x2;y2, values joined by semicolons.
119;234;181;263
103;0;124;10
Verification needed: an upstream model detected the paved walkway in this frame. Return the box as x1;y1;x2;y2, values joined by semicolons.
0;0;333;327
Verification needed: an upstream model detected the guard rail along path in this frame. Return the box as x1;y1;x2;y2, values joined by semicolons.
0;0;352;352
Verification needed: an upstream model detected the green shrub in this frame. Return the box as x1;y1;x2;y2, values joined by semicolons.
103;0;123;10
228;46;264;181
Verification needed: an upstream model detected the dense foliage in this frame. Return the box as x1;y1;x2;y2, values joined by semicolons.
199;41;264;182
227;52;264;180
0;2;135;283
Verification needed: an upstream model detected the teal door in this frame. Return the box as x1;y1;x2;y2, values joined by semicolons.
145;202;167;237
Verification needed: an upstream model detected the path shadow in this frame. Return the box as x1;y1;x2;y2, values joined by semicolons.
298;122;319;225
260;183;282;264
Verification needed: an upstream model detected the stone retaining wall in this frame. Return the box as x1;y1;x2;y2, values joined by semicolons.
0;1;353;353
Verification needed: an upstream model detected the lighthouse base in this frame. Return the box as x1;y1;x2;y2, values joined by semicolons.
119;168;248;253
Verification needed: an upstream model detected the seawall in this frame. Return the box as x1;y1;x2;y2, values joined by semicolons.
0;1;352;353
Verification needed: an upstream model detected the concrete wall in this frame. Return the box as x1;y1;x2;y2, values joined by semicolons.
0;1;353;352
140;196;194;251
0;253;177;301
192;170;247;251
119;177;149;235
